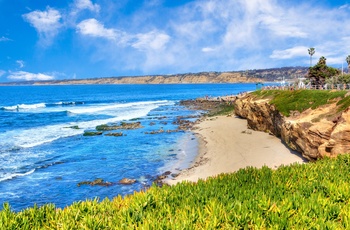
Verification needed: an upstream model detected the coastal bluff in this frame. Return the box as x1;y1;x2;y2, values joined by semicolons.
233;92;350;161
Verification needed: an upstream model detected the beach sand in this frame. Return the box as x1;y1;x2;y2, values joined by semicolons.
166;115;307;185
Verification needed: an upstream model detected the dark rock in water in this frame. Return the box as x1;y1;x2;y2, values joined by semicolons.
153;171;174;187
157;175;167;180
171;173;179;178
77;178;113;187
105;132;124;137
149;122;156;126
96;122;143;131
119;178;137;185
145;129;180;135
83;131;103;136
145;129;164;134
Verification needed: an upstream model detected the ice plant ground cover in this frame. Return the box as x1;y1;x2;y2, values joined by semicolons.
1;154;350;229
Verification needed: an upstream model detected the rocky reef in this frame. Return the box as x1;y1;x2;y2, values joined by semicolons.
234;93;350;161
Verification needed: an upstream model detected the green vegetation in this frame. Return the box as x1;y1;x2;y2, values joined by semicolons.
2;155;350;228
325;73;350;85
307;56;340;87
208;104;235;117
252;90;348;116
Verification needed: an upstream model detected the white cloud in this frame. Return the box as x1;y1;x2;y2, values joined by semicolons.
8;71;55;81
67;0;350;75
259;14;307;38
132;31;170;51
74;0;100;12
339;4;350;10
76;18;117;40
0;70;6;77
202;47;216;52
270;46;309;59
0;36;11;42
16;60;25;68
23;7;62;46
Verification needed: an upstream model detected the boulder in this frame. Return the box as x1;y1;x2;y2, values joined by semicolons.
119;178;137;185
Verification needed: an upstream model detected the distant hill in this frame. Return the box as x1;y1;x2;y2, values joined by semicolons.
1;67;309;85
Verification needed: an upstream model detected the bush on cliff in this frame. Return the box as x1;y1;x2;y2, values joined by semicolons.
2;154;350;229
253;89;349;116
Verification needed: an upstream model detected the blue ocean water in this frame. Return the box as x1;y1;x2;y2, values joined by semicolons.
0;84;256;211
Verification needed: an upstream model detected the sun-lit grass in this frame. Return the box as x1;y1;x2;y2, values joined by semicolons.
252;90;348;116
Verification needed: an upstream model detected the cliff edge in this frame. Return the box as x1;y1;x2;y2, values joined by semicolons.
233;91;350;161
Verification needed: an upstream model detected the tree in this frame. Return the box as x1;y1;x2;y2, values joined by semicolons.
346;55;350;73
308;47;315;67
308;56;340;88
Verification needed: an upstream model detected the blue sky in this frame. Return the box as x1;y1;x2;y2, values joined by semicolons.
0;0;350;82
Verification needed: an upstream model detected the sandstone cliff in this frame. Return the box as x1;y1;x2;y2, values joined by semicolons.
233;93;350;161
0;67;309;85
33;72;260;85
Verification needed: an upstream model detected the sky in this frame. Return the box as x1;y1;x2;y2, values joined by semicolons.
0;0;350;82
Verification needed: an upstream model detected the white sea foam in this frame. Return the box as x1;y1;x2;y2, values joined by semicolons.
0;100;171;149
2;103;46;111
0;169;36;182
67;100;169;115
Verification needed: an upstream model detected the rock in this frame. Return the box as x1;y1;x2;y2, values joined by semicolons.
171;173;179;178
96;122;143;131
234;93;350;161
105;132;124;137
118;178;137;185
77;178;113;187
83;131;103;136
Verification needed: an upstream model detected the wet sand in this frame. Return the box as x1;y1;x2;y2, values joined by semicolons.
166;115;307;185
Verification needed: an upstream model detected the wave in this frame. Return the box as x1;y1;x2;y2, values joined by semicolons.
67;100;169;115
2;103;46;111
0;169;36;182
50;101;84;106
0;100;172;149
1;100;168;116
1;101;86;111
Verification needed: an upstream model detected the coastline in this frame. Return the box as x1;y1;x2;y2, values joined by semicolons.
166;114;307;185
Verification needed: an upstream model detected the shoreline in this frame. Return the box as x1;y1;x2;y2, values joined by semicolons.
165;114;308;185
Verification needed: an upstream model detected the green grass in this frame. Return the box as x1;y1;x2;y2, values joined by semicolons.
208;104;235;117
2;154;350;229
252;90;348;116
337;95;350;112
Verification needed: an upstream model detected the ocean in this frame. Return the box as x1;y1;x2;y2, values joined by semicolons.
0;83;256;211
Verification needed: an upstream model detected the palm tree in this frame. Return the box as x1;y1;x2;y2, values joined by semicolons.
346;55;350;73
308;48;315;67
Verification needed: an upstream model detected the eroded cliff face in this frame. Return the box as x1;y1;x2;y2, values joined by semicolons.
234;94;350;161
32;72;261;85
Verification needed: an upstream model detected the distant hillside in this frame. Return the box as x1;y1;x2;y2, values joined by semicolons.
1;67;309;85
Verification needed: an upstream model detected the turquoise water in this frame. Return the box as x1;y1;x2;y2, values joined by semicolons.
0;84;256;211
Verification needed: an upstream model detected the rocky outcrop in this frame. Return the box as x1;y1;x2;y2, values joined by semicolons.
234;94;350;161
77;178;112;187
96;122;143;131
118;178;137;185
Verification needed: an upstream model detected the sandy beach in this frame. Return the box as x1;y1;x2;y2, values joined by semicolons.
166;115;307;185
